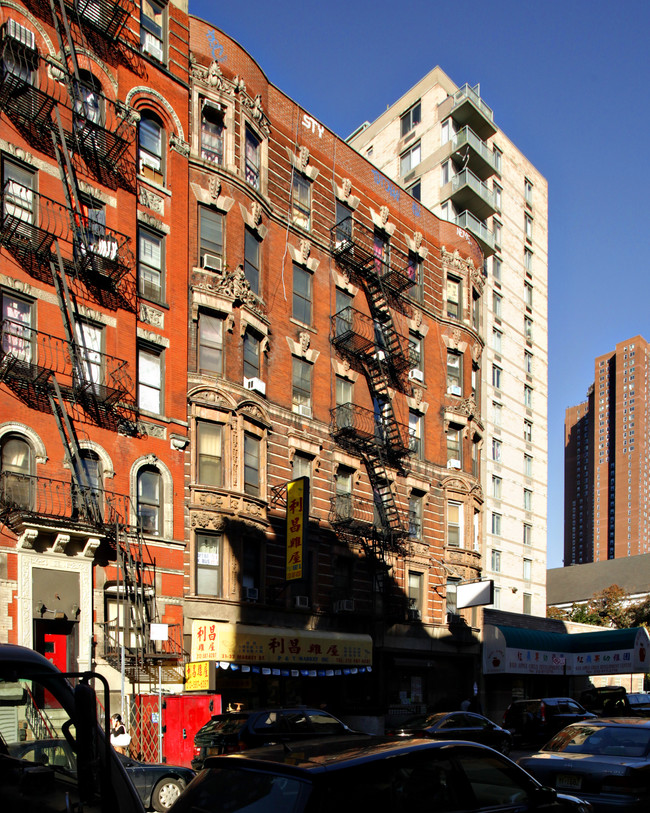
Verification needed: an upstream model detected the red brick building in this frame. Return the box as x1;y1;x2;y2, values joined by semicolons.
183;19;486;719
0;0;190;723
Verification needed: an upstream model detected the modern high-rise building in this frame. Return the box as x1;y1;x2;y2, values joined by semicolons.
349;68;549;615
565;335;650;565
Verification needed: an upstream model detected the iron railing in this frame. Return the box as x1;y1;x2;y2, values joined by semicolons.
330;403;411;461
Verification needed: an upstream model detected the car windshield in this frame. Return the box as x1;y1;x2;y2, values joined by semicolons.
172;765;310;813
201;715;249;735
544;724;650;757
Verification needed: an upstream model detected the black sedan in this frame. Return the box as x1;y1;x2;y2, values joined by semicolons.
8;738;195;811
386;710;513;754
518;718;650;812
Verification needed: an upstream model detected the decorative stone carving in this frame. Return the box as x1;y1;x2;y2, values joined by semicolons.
234;75;246;95
191;511;226;531
251;201;263;226
193;389;225;405
342;178;352;198
300;239;311;262
17;529;38;549
83;538;100;558
52;534;71;554
299;146;309;170
414;231;423;251
208;60;225;88
209;175;221;200
452;328;462;348
138;421;166;439
380;206;389;226
472;343;481;362
170;133;190;157
299;331;310;352
137;211;168;233
140;303;164;328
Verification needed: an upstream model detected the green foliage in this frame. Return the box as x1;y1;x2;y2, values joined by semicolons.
548;584;635;629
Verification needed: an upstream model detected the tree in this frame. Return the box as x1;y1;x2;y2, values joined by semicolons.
548;584;632;628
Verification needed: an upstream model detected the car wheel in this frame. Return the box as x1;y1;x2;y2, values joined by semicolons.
152;777;184;811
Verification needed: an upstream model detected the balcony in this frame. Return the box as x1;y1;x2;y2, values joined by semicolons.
442;83;497;140
0;183;134;289
451;126;499;180
65;0;134;41
330;218;417;298
453;210;496;257
0;320;133;414
330;403;411;461
331;307;415;376
448;168;497;221
329;493;378;536
100;620;184;665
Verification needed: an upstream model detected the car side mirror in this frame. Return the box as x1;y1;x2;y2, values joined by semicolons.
533;785;558;806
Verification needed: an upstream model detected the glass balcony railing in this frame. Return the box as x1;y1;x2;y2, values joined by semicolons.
451;168;496;210
453;84;494;123
451;126;498;174
454;210;495;253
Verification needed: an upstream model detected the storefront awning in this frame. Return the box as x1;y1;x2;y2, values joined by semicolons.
191;620;372;669
483;624;650;676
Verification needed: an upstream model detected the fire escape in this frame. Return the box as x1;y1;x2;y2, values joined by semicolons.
0;1;179;682
329;217;419;566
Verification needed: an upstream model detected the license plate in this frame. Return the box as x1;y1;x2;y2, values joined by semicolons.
557;774;582;790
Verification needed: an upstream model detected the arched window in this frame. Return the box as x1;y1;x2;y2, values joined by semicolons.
137;466;161;535
0;434;33;508
138;111;165;185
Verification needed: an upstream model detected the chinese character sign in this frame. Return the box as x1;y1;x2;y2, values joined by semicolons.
286;477;308;581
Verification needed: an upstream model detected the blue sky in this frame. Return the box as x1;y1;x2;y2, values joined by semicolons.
191;0;650;569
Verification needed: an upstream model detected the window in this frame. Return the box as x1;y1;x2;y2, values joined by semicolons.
1;291;33;363
138;112;164;184
244;228;260;295
491;549;501;572
409;411;423;459
447;426;462;466
492;255;501;281
492;400;502;426
524;420;532;443
492;475;502;499
491;512;501;536
523;593;532;614
492;364;502;390
400;101;421;137
524;385;533;408
471;438;479;478
493;586;501;609
447;351;462;394
471;363;479;402
408;253;422;300
292;263;312;324
336;375;352;408
197;421;222;486
141;0;164;61
441;160;450;185
446;276;461;319
492;328;502;354
492;291;502;319
523;523;532;546
198;312;223;374
493;219;502;247
334;288;353;338
409;493;423;539
400;142;421;176
408;571;423;618
0;434;33;508
292;453;312;513
523;558;532;582
243;433;260;497
201;102;224;165
196;533;222;596
441;118;452;144
524;488;532;511
2;19;37;87
243;330;261;380
525;316;533;342
199;206;223;267
493;146;502;173
75;320;103;391
447;502;462;547
335;201;352;245
524;454;533;478
373;231;389;276
79;449;103;517
244;126;261;189
292;357;312;416
472;289;480;331
524;248;533;272
138;344;163;414
492;438;502;462
138;227;164;302
524;282;533;308
494;183;502;211
525;351;533;374
292;172;311;230
334;467;353;520
525;178;533;205
3;157;34;225
525;213;533;241
137;467;161;535
408;180;421;201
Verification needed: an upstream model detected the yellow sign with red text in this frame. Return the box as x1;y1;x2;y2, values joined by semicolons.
286;477;308;581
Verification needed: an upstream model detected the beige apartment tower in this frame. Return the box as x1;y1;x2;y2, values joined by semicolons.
350;67;549;615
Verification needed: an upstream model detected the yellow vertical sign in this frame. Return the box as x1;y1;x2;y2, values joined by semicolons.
286;477;308;581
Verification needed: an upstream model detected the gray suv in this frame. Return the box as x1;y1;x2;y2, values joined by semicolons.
503;697;595;744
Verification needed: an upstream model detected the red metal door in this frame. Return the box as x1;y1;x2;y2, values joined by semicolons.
163;694;220;767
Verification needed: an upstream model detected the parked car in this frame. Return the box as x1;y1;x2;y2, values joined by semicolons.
8;738;195;811
191;708;361;770
175;735;592;813
503;697;595;744
385;710;513;754
627;693;650;716
518;718;650;812
580;686;632;717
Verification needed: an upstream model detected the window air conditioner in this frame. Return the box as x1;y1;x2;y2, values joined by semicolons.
244;587;258;601
448;385;462;396
202;253;222;272
6;19;36;50
140;152;161;171
334;599;354;613
373;349;386;362
297;404;312;418
142;32;163;62
294;595;309;609
244;376;266;396
447;459;461;469
409;369;424;382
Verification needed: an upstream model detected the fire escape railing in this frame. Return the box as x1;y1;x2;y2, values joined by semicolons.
331;403;411;464
64;0;134;41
